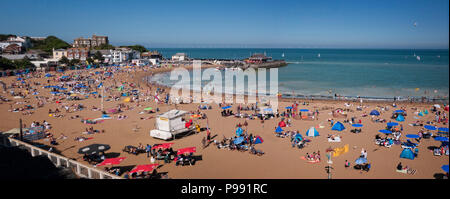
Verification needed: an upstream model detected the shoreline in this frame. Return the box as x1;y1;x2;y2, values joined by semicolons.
137;65;448;106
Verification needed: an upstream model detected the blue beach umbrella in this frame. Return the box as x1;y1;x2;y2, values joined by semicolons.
424;125;437;131
394;110;405;113
285;106;292;109
352;124;363;128
442;165;449;173
299;109;309;112
221;106;232;110
235;127;244;136
379;130;392;134
406;134;420;139
434;137;449;142
387;122;399;127
355;157;367;165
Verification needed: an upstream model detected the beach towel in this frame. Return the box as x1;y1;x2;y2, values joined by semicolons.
300;156;320;164
328;137;341;142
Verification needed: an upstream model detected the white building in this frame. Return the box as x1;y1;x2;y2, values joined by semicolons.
52;49;67;60
105;48;140;63
172;53;188;61
0;36;32;49
131;59;150;66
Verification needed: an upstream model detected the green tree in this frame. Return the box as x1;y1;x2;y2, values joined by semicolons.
0;57;15;70
59;56;70;65
93;51;104;62
30;36;71;53
69;59;80;66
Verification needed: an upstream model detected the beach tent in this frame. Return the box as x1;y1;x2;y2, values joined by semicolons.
355;157;367;165
396;114;405;122
370;110;380;116
285;106;292;109
438;127;449;133
294;133;303;142
400;148;415;160
445;106;449;111
418;112;424;116
275;126;284;133
236;127;244;136
305;127;320;137
254;136;264;144
424;110;429;115
394;110;404;113
124;97;131;102
300;109;309;112
352;124;363;128
278;121;286;127
331;122;345;131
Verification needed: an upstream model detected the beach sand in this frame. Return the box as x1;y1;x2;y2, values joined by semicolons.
0;65;448;179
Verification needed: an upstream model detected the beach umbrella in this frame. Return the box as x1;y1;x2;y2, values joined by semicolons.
442;165;449;173
406;134;420;139
285;106;292;109
233;137;244;145
355;157;367;165
144;107;153;111
130;164;158;174
177;147;196;155
275;126;284;133
352;124;363;128
434;104;441;109
424;125;437;131
394;110;405;113
387;122;399;127
78;144;111;155
379;130;392;134
300;109;309;112
96;157;126;166
221;106;232;110
370;110;380;116
434;137;449;142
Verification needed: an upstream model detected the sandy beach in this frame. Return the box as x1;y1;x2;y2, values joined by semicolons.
0;64;448;179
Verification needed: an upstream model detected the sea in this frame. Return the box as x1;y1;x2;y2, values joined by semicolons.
148;48;449;101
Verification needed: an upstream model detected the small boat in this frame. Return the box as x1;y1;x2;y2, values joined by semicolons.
416;56;421;61
281;53;285;58
317;53;321;58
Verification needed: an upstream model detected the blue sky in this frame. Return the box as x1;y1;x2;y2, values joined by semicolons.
1;0;448;49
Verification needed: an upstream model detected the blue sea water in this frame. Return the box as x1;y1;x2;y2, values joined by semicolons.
150;48;449;100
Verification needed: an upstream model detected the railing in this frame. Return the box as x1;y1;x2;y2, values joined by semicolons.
1;136;122;179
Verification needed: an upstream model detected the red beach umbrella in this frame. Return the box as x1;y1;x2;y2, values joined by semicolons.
177;147;196;155
96;157;126;167
130;164;158;174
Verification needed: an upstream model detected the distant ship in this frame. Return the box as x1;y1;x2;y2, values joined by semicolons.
416;56;421;61
281;53;285;58
317;53;321;58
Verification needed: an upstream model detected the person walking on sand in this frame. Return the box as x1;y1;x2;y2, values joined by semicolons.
202;137;206;149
